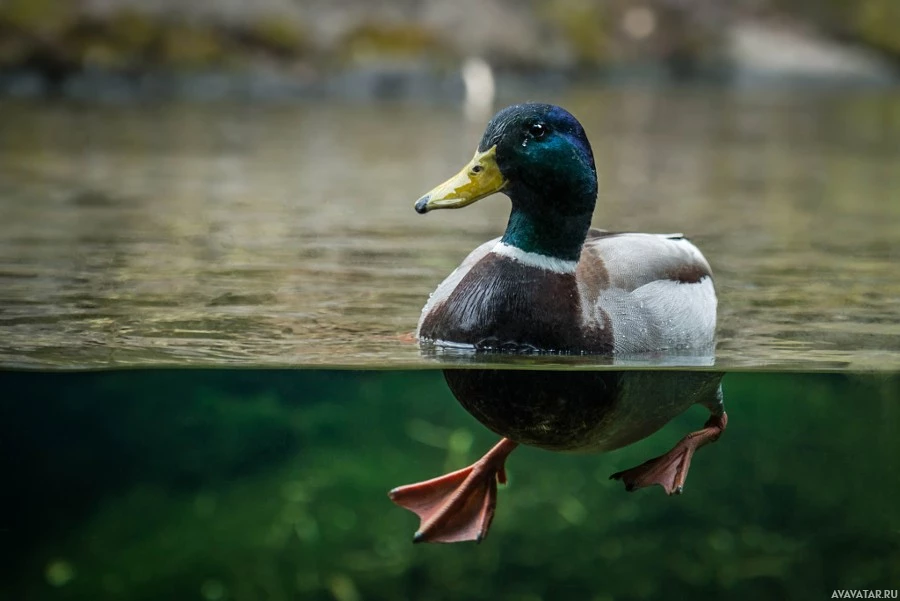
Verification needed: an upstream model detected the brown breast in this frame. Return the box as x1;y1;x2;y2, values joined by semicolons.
419;253;613;353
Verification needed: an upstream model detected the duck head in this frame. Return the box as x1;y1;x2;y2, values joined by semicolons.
415;103;598;262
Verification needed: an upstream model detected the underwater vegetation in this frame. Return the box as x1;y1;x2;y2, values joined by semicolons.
1;369;898;600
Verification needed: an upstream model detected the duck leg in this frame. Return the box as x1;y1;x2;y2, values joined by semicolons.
610;402;727;496
389;438;519;543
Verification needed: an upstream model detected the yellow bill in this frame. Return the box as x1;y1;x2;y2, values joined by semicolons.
414;146;506;213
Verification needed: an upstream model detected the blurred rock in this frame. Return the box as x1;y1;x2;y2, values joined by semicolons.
727;21;896;85
0;0;897;98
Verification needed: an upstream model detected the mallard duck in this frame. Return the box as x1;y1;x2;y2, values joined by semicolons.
389;103;727;544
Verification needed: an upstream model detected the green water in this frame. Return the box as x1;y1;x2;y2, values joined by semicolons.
2;370;898;600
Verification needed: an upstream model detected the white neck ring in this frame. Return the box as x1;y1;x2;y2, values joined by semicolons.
491;242;578;275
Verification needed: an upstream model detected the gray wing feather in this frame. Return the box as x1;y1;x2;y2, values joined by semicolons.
582;232;717;354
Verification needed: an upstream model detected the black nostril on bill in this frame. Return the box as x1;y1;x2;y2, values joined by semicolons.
414;196;430;214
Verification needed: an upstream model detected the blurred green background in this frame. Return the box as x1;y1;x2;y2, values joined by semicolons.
1;0;898;98
2;370;898;600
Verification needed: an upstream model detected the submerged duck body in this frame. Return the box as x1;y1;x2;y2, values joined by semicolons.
390;103;727;544
444;369;722;453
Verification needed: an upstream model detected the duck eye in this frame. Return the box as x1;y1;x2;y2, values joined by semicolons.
528;123;547;139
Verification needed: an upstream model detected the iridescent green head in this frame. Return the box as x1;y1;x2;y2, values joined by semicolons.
415;103;598;262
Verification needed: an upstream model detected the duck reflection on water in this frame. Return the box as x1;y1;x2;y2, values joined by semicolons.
390;103;727;543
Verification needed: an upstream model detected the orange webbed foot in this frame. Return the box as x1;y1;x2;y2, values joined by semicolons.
389;438;518;543
611;412;727;495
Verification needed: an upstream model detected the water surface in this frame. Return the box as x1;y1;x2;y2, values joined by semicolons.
1;89;898;370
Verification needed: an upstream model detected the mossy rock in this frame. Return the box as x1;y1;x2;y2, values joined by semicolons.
107;10;160;54
245;17;308;56
71;39;127;70
854;0;900;55
538;0;611;66
0;0;75;35
54;19;129;70
338;22;449;65
157;23;227;68
0;32;31;65
83;11;166;69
